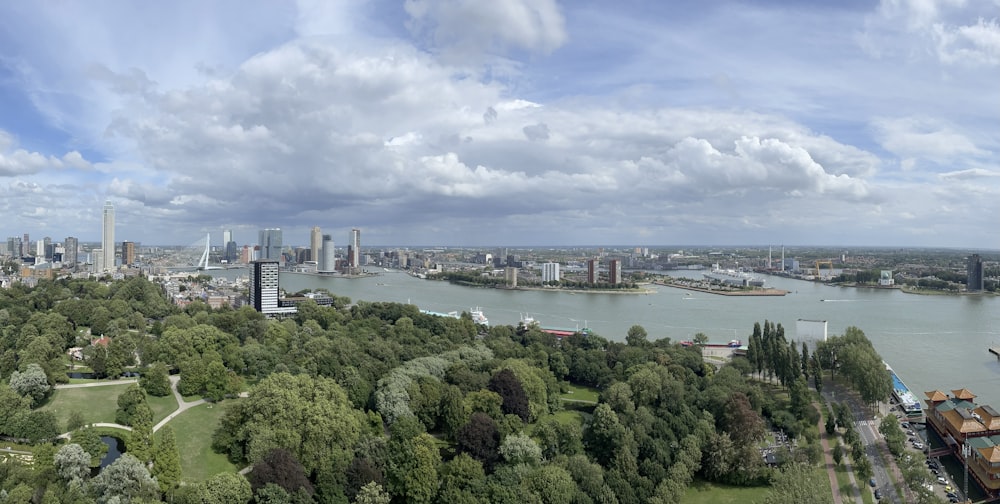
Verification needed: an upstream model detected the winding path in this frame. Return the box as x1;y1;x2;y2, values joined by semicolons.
152;375;206;433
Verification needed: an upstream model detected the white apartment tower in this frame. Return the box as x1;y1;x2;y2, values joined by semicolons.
102;200;115;271
542;262;561;282
320;234;336;273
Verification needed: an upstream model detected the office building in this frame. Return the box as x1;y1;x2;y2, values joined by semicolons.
587;259;598;284
22;233;29;257
968;254;984;292
258;228;282;261
320;234;336;273
102;200;115;271
6;237;21;258
64;237;78;266
249;260;297;316
542;262;560;283
122;241;136;266
310;226;322;263
223;229;237;263
609;259;622;285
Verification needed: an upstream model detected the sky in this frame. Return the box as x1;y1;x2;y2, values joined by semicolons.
0;0;998;248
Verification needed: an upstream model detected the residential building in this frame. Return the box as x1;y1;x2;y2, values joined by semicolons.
249;260;296;316
102;200;115;271
609;259;622;285
924;389;1000;498
122;241;136;266
348;228;360;273
64;237;78;266
542;262;560;283
587;259;598;284
320;234;336;273
505;267;518;288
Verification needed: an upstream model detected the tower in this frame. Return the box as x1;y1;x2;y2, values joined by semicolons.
320;234;335;273
310;227;322;263
249;260;295;316
258;228;282;262
609;259;622;285
64;237;78;266
102;200;115;271
348;228;361;273
587;259;598;284
122;241;136;266
968;254;984;292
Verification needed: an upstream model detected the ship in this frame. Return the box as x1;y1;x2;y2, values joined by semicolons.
702;264;765;287
470;307;489;326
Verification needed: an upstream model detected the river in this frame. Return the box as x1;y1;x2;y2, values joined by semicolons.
213;269;1000;408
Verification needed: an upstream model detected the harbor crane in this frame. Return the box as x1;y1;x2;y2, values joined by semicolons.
814;260;834;277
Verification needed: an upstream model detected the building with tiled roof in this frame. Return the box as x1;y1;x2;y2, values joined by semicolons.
924;389;1000;497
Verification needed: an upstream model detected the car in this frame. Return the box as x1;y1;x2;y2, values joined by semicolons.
874;489;882;500
950;498;960;503
870;478;877;487
931;468;939;475
938;476;948;485
946;492;957;499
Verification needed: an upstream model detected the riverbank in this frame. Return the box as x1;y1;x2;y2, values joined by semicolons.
511;285;657;295
653;279;788;297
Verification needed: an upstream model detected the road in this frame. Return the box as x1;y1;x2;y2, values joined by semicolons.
54;378;138;389
824;383;902;504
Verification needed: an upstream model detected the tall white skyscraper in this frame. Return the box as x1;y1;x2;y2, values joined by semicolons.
348;228;360;272
320;234;335;273
102;200;115;271
542;262;560;282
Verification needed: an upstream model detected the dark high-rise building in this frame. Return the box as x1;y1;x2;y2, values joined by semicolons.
122;241;136;266
587;259;598;284
967;254;984;292
609;259;622;285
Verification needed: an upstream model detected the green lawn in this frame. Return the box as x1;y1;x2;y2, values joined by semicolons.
683;479;770;504
147;393;179;424
40;384;133;431
158;402;239;483
559;383;599;403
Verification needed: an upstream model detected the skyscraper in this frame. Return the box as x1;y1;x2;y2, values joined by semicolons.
587;259;598;284
542;262;560;283
64;237;78;266
320;234;335;273
609;259;622;285
310;226;322;263
102;200;115;271
249;260;296;316
122;241;136;266
258;228;282;261
968;254;984;292
348;228;361;273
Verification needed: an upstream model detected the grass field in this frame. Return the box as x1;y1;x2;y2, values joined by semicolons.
159;402;239;483
40;384;133;430
683;479;771;504
559;383;599;403
147;393;179;424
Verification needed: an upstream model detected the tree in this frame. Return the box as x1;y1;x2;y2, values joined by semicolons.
74;426;109;466
387;433;440;504
583;403;628;466
116;383;147;425
54;443;92;482
456;412;500;470
354;481;391;504
499;432;542;466
832;441;843;466
9;362;51;405
488;369;530;422
140;361;172;397
153;425;182;495
66;410;86;432
693;333;709;346
625;325;648;347
195;472;252;504
90;453;160;504
248;448;314;497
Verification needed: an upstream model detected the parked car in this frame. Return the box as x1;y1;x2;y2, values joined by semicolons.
870;478;876;487
874;489;882;500
937;476;948;485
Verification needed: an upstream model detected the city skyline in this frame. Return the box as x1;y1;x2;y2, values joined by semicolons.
0;2;997;247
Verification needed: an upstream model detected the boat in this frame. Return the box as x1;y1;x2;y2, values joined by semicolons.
470;307;489;326
702;263;765;287
420;309;460;319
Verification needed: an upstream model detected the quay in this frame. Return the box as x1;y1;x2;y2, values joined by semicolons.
652;280;788;297
990;347;1000;359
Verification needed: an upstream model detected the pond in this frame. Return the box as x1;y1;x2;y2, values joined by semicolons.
97;436;124;470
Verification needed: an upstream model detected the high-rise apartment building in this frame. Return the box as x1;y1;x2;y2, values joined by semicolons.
505;267;518;288
258;228;282;261
609;259;622;285
542;262;560;283
968;254;984;292
7;237;21;258
348;228;361;272
102;200;115;271
22;234;29;257
64;237;78;266
122;241;136;266
310;226;322;263
320;234;336;273
587;259;598;284
249;260;296;316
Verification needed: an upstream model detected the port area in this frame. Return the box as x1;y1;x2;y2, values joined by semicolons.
653;277;788;296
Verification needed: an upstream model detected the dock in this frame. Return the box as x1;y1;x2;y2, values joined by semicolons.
990;347;1000;359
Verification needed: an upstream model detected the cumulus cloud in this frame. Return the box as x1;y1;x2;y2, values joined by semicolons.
0;130;93;176
873;116;986;165
403;0;566;63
